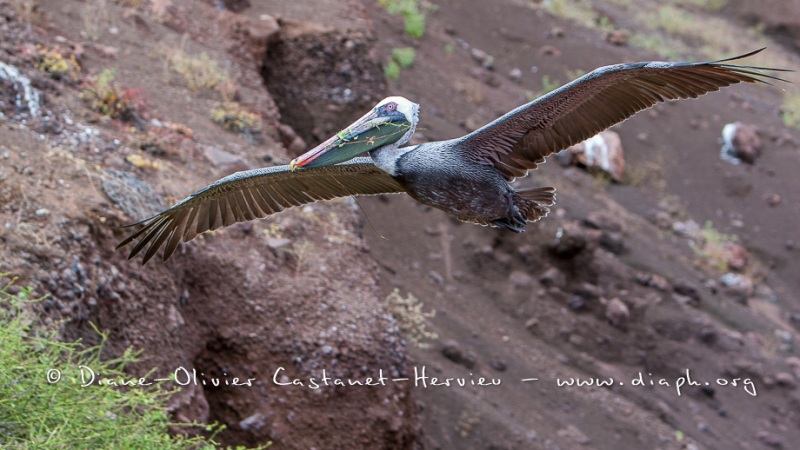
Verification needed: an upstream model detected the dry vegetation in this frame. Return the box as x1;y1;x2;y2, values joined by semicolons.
163;36;234;96
385;289;438;349
535;0;800;129
210;102;263;136
688;221;741;272
34;45;81;82
125;152;163;171
81;68;144;122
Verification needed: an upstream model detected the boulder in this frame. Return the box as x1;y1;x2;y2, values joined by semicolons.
558;130;625;181
721;122;762;164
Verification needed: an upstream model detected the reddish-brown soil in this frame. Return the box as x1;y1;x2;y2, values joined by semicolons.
1;0;799;449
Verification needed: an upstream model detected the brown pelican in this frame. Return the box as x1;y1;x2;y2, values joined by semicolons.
118;49;786;264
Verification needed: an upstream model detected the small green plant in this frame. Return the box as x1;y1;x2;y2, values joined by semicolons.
384;60;400;79
597;15;614;32
540;75;561;93
210;102;262;135
526;75;562;101
384;47;416;80
35;45;81;81
82;68;142;122
688;221;740;272
377;0;428;38
385;289;438;349
0;275;262;449
781;92;800;130
392;47;416;68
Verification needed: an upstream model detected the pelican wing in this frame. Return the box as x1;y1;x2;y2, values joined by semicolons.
117;157;405;264
460;48;789;180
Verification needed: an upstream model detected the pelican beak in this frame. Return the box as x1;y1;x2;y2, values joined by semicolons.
290;108;411;171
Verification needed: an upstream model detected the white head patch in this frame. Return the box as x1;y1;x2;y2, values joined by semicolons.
378;96;420;126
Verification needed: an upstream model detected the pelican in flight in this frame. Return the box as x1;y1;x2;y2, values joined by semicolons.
118;49;786;264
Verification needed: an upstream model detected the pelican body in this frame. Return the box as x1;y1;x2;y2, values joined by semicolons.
369;133;555;231
118;49;787;264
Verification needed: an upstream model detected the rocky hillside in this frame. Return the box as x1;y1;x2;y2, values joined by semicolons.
1;0;417;447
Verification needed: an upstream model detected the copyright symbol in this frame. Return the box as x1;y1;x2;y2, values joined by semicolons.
46;369;62;384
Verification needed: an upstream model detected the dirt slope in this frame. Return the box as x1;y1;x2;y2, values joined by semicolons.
361;1;800;449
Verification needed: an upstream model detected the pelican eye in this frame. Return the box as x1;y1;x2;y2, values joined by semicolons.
381;102;397;115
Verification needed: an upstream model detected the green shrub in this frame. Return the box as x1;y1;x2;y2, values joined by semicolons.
377;0;427;38
81;69;142;122
0;276;265;449
391;47;416;68
688;221;740;272
385;60;401;79
385;47;416;80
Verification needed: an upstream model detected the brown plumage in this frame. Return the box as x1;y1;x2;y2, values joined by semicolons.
460;48;788;180
118;49;788;264
117;159;405;263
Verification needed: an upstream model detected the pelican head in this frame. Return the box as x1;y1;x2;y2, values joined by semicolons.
290;96;419;171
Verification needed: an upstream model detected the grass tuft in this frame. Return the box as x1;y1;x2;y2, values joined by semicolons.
385;289;438;349
167;50;230;92
688;221;740;272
